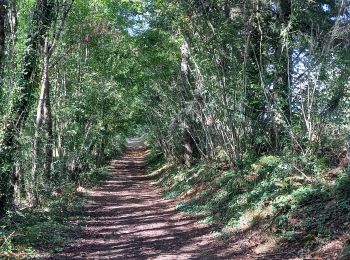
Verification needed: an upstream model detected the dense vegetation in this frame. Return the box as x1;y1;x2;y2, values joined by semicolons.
0;0;350;257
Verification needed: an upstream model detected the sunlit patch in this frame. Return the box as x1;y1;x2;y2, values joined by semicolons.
253;235;278;255
312;237;346;259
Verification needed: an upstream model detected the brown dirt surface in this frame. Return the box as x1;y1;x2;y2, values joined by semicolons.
51;139;305;260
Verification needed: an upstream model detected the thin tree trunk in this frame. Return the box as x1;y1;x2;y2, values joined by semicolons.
180;40;194;167
13;165;22;207
30;37;49;205
6;0;18;98
43;57;53;182
0;0;6;81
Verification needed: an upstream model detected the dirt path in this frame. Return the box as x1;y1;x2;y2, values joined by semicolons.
54;140;261;259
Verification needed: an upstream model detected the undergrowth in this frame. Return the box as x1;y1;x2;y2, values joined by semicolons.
146;149;166;172
0;196;82;258
154;154;350;255
78;166;109;187
0;166;108;258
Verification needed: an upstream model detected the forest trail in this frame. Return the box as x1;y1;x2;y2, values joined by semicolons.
55;138;260;259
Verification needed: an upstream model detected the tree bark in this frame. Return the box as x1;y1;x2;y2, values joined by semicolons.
0;0;6;82
43;63;53;182
31;36;52;205
180;40;195;167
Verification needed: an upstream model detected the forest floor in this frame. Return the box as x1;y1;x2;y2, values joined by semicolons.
52;139;342;259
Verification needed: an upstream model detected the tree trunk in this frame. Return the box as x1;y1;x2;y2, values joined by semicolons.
180;40;195;167
278;0;292;124
0;0;6;82
13;165;22;207
30;36;50;205
183;129;194;167
43;56;53;182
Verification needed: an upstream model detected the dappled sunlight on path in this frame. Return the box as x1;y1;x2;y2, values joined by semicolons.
54;140;257;259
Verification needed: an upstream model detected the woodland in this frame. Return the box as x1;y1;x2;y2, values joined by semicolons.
0;0;350;258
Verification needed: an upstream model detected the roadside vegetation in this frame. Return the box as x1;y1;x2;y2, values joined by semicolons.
149;152;350;258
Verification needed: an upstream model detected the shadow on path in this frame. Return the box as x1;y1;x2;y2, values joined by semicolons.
53;140;256;259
